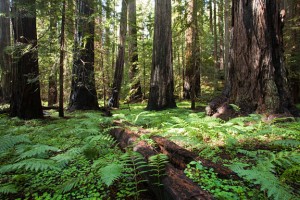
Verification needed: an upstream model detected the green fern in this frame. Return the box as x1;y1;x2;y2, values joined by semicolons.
230;150;300;200
99;163;123;186
17;144;60;160
148;154;168;187
118;151;148;200
0;183;18;194
0;158;60;173
58;177;81;193
51;148;81;167
271;139;300;148
0;134;31;154
230;163;294;200
280;165;300;186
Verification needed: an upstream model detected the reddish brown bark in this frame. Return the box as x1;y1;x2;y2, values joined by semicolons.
147;0;176;110
110;124;213;200
207;1;299;118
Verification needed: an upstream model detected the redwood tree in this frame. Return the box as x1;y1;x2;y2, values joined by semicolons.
128;0;142;102
207;0;299;118
0;0;11;102
147;0;176;110
183;0;200;109
111;0;127;108
69;0;99;111
10;0;43;119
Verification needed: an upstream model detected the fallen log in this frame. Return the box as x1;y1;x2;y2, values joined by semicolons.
110;124;213;200
151;136;238;180
113;121;238;179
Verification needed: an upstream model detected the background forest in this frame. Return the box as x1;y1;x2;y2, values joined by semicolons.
0;0;300;200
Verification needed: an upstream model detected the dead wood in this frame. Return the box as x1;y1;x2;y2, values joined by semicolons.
110;122;214;200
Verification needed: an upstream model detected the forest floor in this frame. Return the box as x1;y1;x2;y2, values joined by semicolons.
0;102;299;200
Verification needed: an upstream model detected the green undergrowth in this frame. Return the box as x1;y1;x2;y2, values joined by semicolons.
0;102;299;200
114;102;300;200
0;111;158;200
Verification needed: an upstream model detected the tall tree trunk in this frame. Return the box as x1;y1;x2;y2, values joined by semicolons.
128;0;142;102
286;1;300;103
147;0;176;110
10;0;43;119
218;0;224;72
207;0;299;118
59;0;66;117
224;0;230;82
111;0;127;108
183;0;200;109
213;0;218;89
48;1;58;106
69;0;99;111
0;0;11;102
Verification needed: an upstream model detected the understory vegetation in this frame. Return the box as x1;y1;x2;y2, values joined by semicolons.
0;102;300;200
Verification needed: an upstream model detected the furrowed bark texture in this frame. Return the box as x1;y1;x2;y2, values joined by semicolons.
111;0;127;108
0;0;11;102
10;0;43;119
69;0;99;111
147;0;176;110
207;0;299;118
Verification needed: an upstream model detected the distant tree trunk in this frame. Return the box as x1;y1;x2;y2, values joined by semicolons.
48;1;58;106
184;0;200;109
213;0;218;89
128;0;142;102
207;0;299;118
287;1;300;103
224;0;230;82
209;0;213;33
218;0;224;72
147;0;176;110
0;0;11;102
59;0;66;117
10;0;43;119
111;0;127;108
69;0;99;111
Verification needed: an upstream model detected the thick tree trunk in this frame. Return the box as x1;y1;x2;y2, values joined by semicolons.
183;0;200;100
111;0;127;108
128;0;142;102
0;0;11;102
10;0;43;119
183;0;201;109
69;0;99;111
147;0;176;110
207;0;299;118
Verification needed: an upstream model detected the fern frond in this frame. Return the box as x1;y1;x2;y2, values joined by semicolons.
271;139;300;148
148;154;168;186
0;134;31;153
0;183;18;194
58;178;81;193
99;163;123;186
229;162;296;200
51;148;81;167
0;158;60;173
18;144;60;160
280;165;300;184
